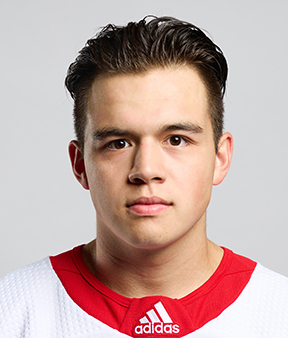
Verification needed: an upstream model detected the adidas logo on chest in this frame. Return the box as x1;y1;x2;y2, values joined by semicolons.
134;301;180;335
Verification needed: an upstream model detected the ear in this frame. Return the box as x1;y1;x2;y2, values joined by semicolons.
68;140;89;190
213;132;233;186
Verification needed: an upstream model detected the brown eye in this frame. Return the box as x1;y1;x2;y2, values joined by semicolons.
108;139;129;149
169;136;182;146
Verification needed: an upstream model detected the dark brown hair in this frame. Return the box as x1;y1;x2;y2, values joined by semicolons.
65;16;228;152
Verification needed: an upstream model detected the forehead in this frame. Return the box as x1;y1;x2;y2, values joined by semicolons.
87;66;210;131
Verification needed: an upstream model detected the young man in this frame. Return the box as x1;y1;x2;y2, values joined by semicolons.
1;16;288;337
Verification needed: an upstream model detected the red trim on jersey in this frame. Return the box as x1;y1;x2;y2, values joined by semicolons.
50;246;256;337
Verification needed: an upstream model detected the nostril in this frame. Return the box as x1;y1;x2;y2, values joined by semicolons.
133;177;145;185
128;172;146;184
129;176;163;185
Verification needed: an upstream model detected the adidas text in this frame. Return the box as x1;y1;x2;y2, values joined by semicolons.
135;322;180;334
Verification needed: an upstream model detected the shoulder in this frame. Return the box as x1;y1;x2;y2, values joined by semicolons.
196;254;288;336
254;263;288;283
237;264;288;335
0;257;54;293
0;257;58;307
229;253;288;320
0;257;56;299
246;263;288;304
0;258;58;337
0;251;112;338
226;262;288;335
224;248;288;298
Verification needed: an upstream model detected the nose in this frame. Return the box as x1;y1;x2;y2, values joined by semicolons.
128;140;167;184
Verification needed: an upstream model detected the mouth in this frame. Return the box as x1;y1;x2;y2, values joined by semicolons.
127;197;171;216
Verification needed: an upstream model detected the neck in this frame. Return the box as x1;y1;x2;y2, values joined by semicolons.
82;227;223;299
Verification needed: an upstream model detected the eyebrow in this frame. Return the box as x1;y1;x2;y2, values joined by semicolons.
160;122;203;134
93;127;134;141
92;122;203;141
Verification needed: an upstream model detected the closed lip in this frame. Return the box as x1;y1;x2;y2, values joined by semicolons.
127;196;171;207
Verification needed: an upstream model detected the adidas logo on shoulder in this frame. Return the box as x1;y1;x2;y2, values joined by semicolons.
134;301;180;335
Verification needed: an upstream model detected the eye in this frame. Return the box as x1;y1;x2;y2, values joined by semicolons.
167;136;186;146
107;139;130;150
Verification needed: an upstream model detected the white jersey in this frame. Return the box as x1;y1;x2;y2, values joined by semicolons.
1;246;288;337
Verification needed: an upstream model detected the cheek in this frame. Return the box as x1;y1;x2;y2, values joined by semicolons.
86;160;127;206
171;155;214;198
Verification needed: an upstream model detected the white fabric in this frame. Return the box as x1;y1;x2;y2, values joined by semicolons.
0;258;288;337
0;258;129;337
187;264;288;337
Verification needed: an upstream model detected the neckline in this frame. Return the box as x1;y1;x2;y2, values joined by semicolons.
72;245;232;306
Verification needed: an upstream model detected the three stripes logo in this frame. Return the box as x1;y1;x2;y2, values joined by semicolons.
134;301;180;335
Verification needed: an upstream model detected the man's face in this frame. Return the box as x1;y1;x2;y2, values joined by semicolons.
72;66;230;251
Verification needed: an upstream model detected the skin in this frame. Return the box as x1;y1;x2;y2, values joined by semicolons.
69;66;233;298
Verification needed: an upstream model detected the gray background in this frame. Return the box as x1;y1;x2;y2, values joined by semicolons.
1;0;287;278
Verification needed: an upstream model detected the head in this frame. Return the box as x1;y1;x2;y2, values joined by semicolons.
65;16;228;154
